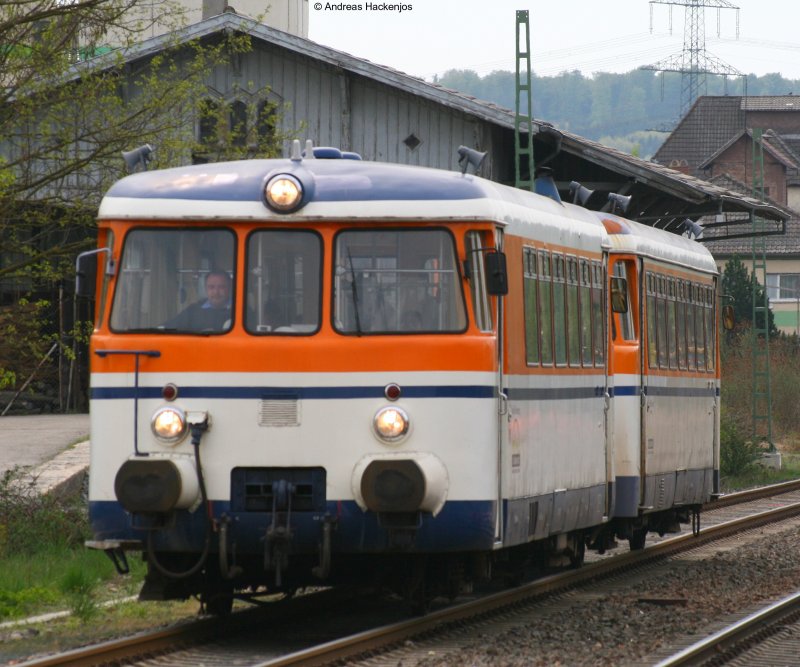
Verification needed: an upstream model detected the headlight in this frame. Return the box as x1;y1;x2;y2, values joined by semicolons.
373;406;410;443
151;406;187;444
264;174;303;212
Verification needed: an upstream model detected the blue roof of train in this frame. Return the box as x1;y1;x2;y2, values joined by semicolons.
105;158;493;203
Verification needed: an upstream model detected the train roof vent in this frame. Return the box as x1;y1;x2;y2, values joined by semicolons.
304;146;362;160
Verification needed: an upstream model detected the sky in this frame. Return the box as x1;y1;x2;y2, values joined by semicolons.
308;0;800;82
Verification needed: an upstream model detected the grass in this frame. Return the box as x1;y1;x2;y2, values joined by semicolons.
0;467;199;663
721;451;800;493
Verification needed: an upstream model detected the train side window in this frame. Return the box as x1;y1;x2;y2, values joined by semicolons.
465;232;494;332
656;275;668;368
552;254;567;366
539;251;554;365
523;247;540;365
676;280;687;369
686;284;697;370
591;261;605;366
566;256;580;367
706;287;716;371
646;272;657;368
667;278;678;369
579;259;593;366
695;286;707;370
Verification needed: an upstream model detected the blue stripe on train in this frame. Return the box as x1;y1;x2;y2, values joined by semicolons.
88;499;498;552
90;383;718;401
90;385;496;400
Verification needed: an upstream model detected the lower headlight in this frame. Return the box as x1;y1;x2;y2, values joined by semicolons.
373;406;410;443
151;406;187;444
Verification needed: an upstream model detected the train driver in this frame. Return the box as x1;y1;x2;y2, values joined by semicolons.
165;270;232;332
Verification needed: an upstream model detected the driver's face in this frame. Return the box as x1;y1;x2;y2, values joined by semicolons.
205;274;230;308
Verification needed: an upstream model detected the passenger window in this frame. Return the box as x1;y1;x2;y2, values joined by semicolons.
566;257;580;367
705;287;716;371
667;278;678;369
591;261;605;366
539;251;554;365
579;259;593;366
523;247;540;365
552;254;567;365
646;272;657;368
676;281;687;369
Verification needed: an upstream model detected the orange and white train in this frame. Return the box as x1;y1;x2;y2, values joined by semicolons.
83;141;720;613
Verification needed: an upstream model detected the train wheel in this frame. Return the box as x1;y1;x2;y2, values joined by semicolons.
628;527;647;551
202;584;234;616
569;538;586;568
405;558;432;615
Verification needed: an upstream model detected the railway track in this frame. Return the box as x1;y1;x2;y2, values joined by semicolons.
15;479;800;667
653;590;800;666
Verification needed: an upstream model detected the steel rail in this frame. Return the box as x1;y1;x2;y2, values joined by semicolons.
654;590;800;667
255;500;800;667
15;483;800;667
706;478;800;510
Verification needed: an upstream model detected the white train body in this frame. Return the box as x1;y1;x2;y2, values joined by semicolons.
85;148;720;606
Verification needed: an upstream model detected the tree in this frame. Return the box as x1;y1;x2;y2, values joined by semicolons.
721;256;776;336
0;1;287;404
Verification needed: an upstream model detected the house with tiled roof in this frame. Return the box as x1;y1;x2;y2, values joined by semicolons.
654;96;800;333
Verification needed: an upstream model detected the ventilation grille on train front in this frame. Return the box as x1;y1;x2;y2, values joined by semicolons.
259;396;300;427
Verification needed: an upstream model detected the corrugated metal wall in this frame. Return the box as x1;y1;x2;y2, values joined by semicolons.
213;40;501;179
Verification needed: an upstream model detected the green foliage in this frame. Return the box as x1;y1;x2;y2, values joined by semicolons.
721;330;800;446
60;564;100;622
0;2;292;402
0;468;89;556
719;412;760;477
0;586;58;620
0;468;124;621
435;68;800;158
721;256;776;335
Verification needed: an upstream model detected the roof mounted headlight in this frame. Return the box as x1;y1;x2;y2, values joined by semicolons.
264;174;303;213
151;406;188;445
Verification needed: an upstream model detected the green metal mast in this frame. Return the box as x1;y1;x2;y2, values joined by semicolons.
514;9;534;191
750;127;773;448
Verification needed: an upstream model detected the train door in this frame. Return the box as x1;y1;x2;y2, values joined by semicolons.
607;255;643;518
465;229;505;543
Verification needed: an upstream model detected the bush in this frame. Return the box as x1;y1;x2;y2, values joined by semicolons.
0;467;89;557
720;413;760;477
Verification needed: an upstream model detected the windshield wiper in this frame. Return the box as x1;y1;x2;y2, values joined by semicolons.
347;250;363;336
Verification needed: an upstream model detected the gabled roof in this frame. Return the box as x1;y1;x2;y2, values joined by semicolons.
653;96;746;174
74;13;787;229
699;129;800;171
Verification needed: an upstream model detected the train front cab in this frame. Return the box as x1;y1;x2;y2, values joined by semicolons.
84;214;511;610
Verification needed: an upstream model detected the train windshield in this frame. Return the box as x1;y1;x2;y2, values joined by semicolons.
110;228;235;333
333;229;467;334
245;230;322;334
